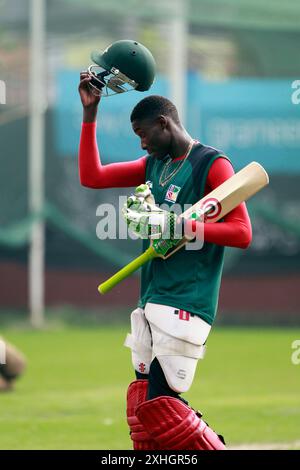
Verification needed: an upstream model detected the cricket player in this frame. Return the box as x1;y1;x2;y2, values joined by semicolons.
78;71;252;449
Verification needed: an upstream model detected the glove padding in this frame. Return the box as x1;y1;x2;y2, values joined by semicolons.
123;184;184;240
134;182;154;202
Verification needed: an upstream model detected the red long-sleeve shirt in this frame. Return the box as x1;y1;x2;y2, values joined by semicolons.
79;122;252;249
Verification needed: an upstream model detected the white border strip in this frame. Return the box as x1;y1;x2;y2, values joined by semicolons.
0;339;6;364
229;440;300;450
0;80;6;104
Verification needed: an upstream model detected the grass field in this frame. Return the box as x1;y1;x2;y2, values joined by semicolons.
0;324;300;449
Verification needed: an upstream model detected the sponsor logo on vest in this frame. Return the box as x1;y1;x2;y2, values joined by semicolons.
165;184;181;203
138;362;146;373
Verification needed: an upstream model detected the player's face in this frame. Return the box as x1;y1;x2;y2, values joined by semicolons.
132;117;171;160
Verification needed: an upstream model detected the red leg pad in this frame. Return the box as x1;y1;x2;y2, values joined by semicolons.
126;380;159;450
136;396;226;450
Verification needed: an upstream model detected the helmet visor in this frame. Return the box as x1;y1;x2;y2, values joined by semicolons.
87;64;138;96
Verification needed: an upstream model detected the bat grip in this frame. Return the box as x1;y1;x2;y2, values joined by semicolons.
98;246;156;294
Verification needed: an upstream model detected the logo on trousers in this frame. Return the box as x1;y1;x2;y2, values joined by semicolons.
174;309;192;321
176;369;186;379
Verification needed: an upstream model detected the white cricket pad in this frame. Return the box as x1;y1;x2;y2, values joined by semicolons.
124;307;152;375
145;303;211;393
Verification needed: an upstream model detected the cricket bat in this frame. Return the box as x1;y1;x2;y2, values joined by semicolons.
98;161;269;294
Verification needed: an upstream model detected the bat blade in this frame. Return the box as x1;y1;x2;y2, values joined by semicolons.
183;161;268;223
162;161;269;258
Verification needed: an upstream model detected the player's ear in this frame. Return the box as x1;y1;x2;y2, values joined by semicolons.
157;115;168;130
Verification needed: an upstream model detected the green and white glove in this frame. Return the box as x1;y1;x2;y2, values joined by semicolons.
122;183;184;240
134;182;155;203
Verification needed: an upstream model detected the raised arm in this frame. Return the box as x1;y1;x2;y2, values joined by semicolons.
78;72;147;189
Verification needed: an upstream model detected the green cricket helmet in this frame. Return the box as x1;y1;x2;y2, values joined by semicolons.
88;40;156;96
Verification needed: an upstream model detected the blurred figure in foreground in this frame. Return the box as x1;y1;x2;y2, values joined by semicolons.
0;337;26;392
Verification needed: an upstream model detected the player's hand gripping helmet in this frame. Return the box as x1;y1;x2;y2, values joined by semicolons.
88;40;156;96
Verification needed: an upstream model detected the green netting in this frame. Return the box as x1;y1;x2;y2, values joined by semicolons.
0;202;133;267
1;202;299;270
65;0;300;31
45;203;133;266
250;205;300;238
0;212;41;248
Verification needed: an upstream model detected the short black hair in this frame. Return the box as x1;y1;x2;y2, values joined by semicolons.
130;95;180;124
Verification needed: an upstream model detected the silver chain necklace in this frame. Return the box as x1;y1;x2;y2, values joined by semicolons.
159;140;195;187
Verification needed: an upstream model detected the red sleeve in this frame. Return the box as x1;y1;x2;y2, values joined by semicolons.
185;157;252;249
78;122;147;188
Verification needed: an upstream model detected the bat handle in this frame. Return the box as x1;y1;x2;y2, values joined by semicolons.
98;246;156;294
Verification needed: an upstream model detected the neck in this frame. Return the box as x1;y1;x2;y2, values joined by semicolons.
168;130;193;160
